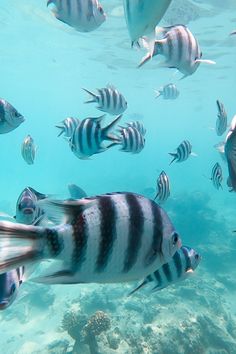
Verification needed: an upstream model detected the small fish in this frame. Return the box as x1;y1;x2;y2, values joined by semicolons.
83;85;127;115
230;31;236;35
0;99;24;134
123;0;172;46
127;121;146;136
118;126;145;154
225;115;236;192
56;117;80;137
155;83;179;100
0;267;25;310
169;140;193;164
0;193;182;285
47;0;106;32
139;25;215;78
21;135;37;165
69;115;122;159
214;141;226;162
211;162;223;190
68;184;87;199
129;246;201;295
154;171;170;203
15;187;47;225
216;100;227;136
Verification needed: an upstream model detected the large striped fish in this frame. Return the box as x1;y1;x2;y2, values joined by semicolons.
225;115;236;192
155;83;179;100
83;85;127;115
129;246;201;295
0;99;25;134
47;0;106;32
21;135;37;165
0;193;182;285
169;140;193;164
56;117;80;138
154;171;170;203
69;115;122;159
216;100;227;136
118;126;145;154
139;25;215;78
123;0;172;46
211;162;223;190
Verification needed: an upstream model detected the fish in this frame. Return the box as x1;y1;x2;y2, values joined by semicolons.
225;115;236;192
47;0;106;32
83;85;127;115
129;246;201;295
127;121;146;136
139;25;215;78
0;99;24;134
211;162;223;190
0;267;25;310
56;117;80;137
69;115;122;159
15;187;48;225
169;140;193;164
230;31;236;35
123;0;172;46
155;83;180;100
214;141;226;162
68;184;87;199
154;171;170;203
21;135;37;165
0;192;182;284
216;100;227;136
117;126;145;154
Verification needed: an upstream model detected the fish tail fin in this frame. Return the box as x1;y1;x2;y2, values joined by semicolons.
102;115;122;141
138;38;160;68
169;153;177;165
82;88;98;103
155;90;162;98
55;124;65;137
0;221;46;274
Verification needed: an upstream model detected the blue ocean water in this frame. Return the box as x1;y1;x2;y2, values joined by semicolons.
0;1;236;353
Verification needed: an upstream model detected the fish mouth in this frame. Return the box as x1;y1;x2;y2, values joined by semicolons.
0;301;9;310
23;208;34;215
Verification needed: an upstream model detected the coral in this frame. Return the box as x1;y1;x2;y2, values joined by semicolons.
61;306;88;340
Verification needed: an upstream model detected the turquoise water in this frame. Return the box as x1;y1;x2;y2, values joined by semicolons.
0;1;236;353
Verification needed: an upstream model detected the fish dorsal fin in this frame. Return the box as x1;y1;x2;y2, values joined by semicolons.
106;83;116;90
27;187;48;200
37;198;95;225
87;114;106;122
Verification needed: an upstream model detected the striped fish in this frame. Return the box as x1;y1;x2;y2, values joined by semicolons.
155;83;179;100
127;121;146;136
69;115;122;159
154;171;170;203
169;140;192;164
0;267;25;310
216;100;227;136
139;25;215;78
129;246;201;295
56;117;80;138
230;31;236;35
0;99;24;134
118;126;145;154
123;0;172;46
83;85;127;116
225;115;236;192
47;0;106;32
21;135;36;165
211;162;223;190
0;192;182;285
14;187;47;225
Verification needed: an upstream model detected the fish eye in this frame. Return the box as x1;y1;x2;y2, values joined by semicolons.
171;232;179;246
10;283;16;296
98;6;103;14
195;254;200;260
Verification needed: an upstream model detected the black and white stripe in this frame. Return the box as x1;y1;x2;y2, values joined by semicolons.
21;135;36;165
169;140;192;164
155;83;179;100
154;171;170;203
83;85;127;115
216;100;227;136
129;246;201;294
47;0;106;33
0;266;25;310
56;117;80;138
127;121;146;136
225;115;236;191
118;126;145;154
211;162;223;190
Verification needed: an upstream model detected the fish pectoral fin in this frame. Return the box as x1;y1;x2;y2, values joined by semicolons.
32;270;85;285
195;59;216;65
